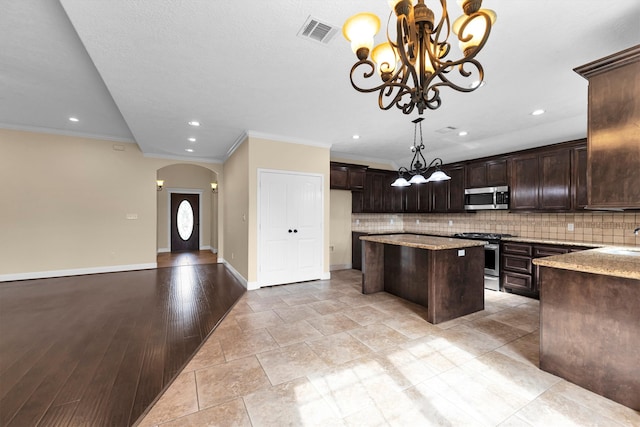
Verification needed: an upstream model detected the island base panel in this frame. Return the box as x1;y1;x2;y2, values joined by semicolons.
363;241;484;324
362;241;384;294
539;267;640;411
428;246;484;324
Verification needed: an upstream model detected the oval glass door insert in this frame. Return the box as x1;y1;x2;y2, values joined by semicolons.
177;200;194;241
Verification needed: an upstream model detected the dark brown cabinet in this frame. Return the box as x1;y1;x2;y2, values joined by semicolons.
539;149;572;210
403;163;465;213
361;169;404;213
466;158;508;188
405;183;431;213
509;142;582;212
572;144;588;210
502;241;585;296
346;139;587;214
431;163;465;212
575;45;640;209
330;162;367;191
509;154;540;210
352;232;367;270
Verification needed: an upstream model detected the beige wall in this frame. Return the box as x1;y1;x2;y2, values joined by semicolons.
0;129;222;279
156;164;218;252
330;190;352;268
248;136;331;284
222;137;250;280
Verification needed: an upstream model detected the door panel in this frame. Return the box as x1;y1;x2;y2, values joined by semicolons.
170;193;200;252
259;171;322;286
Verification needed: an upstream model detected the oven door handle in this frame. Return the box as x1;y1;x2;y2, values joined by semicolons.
485;243;499;250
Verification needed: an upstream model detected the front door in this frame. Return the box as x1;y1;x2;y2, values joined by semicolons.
170;193;200;252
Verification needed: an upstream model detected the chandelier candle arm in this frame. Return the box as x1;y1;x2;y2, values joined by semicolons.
343;0;496;115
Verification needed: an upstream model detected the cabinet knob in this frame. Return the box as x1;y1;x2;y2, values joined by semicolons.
288;229;292;233
294;229;298;233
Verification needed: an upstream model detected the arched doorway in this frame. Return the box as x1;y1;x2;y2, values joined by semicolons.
156;164;219;266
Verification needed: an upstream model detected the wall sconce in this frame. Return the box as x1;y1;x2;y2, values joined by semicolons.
156;179;164;191
211;182;218;193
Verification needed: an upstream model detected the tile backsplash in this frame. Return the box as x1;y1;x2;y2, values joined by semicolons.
352;211;640;246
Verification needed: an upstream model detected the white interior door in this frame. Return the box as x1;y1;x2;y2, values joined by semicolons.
259;170;322;287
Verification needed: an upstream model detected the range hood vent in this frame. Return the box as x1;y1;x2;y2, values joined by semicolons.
297;16;338;45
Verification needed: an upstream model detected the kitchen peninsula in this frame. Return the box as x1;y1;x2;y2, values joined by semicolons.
535;247;640;410
360;234;486;324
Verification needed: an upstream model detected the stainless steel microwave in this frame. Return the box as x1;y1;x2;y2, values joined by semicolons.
464;186;510;210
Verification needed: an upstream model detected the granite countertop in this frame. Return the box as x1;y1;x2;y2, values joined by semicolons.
360;234;487;250
533;247;640;280
502;237;602;248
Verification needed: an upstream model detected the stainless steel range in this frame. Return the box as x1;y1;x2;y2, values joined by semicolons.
453;232;514;291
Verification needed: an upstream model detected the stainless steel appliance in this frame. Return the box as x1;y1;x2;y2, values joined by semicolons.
453;232;514;291
464;186;510;210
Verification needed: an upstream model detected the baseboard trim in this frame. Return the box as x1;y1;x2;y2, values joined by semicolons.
330;264;352;271
157;248;170;253
321;271;331;280
220;259;249;289
0;263;158;283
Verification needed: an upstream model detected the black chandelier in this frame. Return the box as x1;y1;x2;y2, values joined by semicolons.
392;118;450;186
343;0;496;115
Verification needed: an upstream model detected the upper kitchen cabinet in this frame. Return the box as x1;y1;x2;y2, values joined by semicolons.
466;158;508;188
575;45;640;209
330;162;367;191
572;144;588;210
509;142;583;212
432;163;466;212
509;153;540;211
361;169;403;213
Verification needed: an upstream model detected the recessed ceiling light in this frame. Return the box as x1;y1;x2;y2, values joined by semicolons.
531;109;545;116
352;135;360;140
188;137;196;142
69;117;79;122
185;148;194;153
458;131;468;136
188;121;200;126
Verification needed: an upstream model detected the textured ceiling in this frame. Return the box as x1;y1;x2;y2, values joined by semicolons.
2;0;639;167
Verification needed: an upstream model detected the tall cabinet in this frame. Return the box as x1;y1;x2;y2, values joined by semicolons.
574;45;640;209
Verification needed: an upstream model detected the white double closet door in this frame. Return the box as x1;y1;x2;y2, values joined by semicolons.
258;170;323;287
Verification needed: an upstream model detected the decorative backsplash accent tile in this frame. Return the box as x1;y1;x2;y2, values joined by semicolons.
352;212;640;246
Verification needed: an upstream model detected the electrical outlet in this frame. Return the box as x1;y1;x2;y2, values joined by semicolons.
567;223;574;231
126;213;138;220
329;245;334;252
416;219;420;224
390;219;394;224
448;220;453;226
458;249;465;256
356;219;360;225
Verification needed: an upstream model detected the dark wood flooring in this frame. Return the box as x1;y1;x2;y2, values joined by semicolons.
0;259;245;426
156;250;218;268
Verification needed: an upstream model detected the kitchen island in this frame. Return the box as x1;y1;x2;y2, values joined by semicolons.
360;234;486;324
534;247;640;410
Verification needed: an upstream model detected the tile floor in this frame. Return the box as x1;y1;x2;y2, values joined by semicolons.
137;269;640;426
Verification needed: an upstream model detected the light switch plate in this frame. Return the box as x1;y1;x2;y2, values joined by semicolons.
458;249;465;256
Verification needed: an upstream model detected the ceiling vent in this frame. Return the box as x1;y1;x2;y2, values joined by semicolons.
297;16;339;45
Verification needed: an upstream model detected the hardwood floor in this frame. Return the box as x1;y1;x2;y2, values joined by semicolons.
156;250;218;268
0;260;245;426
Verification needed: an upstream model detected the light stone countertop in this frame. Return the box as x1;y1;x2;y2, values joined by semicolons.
533;247;640;280
360;234;486;250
